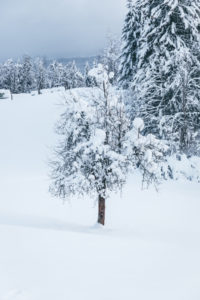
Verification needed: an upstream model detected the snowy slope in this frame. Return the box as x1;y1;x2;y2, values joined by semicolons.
0;88;200;300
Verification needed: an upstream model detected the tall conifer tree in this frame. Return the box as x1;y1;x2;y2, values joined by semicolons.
120;0;200;152
119;0;141;87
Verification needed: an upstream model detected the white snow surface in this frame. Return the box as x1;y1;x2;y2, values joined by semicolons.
0;88;200;300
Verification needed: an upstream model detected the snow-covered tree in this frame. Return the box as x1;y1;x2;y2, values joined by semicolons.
136;0;200;68
121;0;200;153
48;61;64;88
119;0;141;87
34;58;47;94
50;64;168;225
62;61;84;90
83;62;97;87
1;59;22;98
50;65;129;225
50;91;129;225
61;64;71;90
101;34;121;85
20;55;34;93
172;52;200;154
125;118;168;187
50;93;93;198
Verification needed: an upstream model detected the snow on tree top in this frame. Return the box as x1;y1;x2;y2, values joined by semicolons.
133;118;144;131
88;64;109;87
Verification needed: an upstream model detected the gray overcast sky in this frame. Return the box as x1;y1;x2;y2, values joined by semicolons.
0;0;127;61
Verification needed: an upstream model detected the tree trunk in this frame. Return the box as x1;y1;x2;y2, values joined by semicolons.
180;125;188;153
98;195;105;226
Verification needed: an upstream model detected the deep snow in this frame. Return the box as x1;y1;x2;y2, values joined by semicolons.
0;88;200;300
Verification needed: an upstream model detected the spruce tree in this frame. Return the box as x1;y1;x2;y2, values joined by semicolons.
48;61;64;88
50;64;168;225
2;59;22;98
34;58;47;94
61;61;84;90
119;0;141;87
101;34;121;85
121;0;200;153
20;55;34;93
50;65;129;225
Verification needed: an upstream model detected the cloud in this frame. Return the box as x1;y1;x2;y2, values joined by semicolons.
0;0;127;61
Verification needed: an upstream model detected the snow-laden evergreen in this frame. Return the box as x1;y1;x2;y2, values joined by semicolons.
50;65;169;224
62;61;84;90
125;118;168;187
50;66;129;224
101;34;121;85
120;0;200;154
20;55;34;93
0;56;88;95
84;61;97;87
34;58;47;95
48;61;64;88
0;59;22;98
119;0;141;87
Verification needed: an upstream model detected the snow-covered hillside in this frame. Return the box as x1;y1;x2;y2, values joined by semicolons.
0;89;200;300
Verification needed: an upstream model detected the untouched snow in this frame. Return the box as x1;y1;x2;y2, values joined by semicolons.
0;88;200;300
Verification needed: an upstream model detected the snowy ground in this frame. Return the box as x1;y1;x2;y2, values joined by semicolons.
0;88;200;300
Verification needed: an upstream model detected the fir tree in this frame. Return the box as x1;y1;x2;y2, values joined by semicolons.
48;61;64;88
34;58;47;94
83;62;97;87
50;65;129;225
119;0;141;87
20;55;34;93
2;59;21;98
50;64;167;225
122;0;200;153
61;61;84;90
101;34;121;85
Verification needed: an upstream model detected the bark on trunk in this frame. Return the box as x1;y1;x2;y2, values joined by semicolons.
98;195;105;226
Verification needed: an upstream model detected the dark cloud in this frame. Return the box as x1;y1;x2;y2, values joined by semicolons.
0;0;126;61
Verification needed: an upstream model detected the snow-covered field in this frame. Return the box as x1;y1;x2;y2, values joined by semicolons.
0;89;200;300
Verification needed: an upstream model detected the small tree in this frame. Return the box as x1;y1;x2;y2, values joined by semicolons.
34;58;47;95
62;61;84;90
83;62;97;87
48;61;64;88
50;65;168;225
50;65;129;225
2;59;22;99
87;65;129;224
101;34;121;85
119;0;141;88
20;55;34;93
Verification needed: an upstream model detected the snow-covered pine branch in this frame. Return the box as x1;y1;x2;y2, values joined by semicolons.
124;118;169;188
